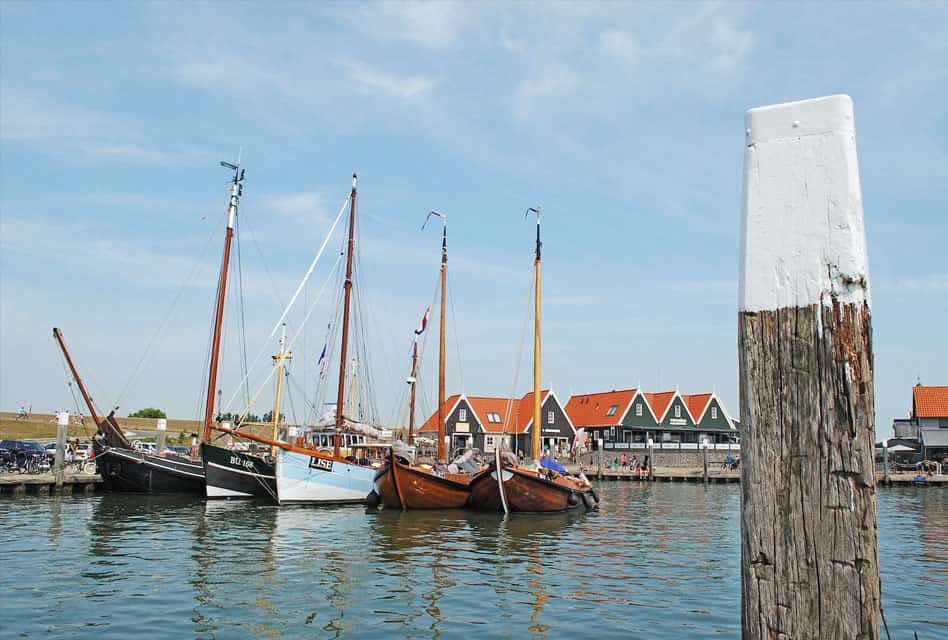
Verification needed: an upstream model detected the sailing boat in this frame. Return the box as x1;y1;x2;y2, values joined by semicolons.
53;326;206;493
199;324;287;500
54;161;247;494
468;208;599;513
374;213;480;510
215;174;379;505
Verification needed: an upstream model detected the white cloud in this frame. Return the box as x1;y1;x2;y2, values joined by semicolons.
599;29;638;69
346;1;473;49
82;143;214;166
0;89;119;141
259;192;340;226
337;58;436;100
512;65;578;120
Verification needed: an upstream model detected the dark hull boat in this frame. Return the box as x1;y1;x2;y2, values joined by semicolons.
201;442;276;500
467;460;599;513
375;451;472;510
94;439;205;494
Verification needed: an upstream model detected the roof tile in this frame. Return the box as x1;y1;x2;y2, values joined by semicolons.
913;386;948;418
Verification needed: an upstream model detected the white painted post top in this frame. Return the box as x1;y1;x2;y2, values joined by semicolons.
739;94;870;312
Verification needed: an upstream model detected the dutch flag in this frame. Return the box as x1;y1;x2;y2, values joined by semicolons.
415;306;430;336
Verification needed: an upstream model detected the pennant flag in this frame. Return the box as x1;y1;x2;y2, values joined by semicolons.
317;343;328;379
422;210;447;229
415;306;430;336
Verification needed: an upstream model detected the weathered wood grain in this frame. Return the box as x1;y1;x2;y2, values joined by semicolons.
739;302;879;639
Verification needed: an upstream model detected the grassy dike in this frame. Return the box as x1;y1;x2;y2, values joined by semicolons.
0;412;279;443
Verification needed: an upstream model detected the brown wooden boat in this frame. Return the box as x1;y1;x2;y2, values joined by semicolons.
468;207;600;514
468;451;599;513
375;211;484;510
374;450;473;510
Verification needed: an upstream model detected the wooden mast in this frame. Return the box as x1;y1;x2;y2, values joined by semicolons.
52;327;102;426
530;207;541;460
408;337;418;444
334;174;358;459
203;162;243;443
437;221;447;462
270;324;290;456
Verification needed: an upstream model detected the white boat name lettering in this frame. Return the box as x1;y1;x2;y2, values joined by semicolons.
309;457;334;472
229;455;256;470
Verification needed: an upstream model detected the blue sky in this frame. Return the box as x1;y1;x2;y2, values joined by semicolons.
1;2;945;439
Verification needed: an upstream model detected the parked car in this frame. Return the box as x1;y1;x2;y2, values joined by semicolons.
0;440;47;456
161;445;191;458
132;441;157;455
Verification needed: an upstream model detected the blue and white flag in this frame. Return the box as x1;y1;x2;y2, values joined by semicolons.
317;343;328;378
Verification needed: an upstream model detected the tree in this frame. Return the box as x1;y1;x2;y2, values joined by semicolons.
130;407;167;419
262;411;284;423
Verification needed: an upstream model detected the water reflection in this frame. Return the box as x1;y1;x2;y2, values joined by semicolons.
0;484;943;639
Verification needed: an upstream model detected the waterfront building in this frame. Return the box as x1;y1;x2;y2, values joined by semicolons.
565;388;737;449
886;385;948;460
417;389;575;459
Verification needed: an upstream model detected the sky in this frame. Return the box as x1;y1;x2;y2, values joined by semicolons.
1;2;945;440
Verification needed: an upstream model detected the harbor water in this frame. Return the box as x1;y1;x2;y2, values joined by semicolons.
1;483;944;639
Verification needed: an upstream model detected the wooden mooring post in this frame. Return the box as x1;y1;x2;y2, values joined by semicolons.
738;95;879;639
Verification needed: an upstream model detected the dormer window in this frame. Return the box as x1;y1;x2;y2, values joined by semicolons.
487;412;501;423
605;405;619;417
674;405;681;418
635;403;642;417
459;408;467;422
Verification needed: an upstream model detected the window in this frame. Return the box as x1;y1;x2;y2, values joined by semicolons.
635;403;643;417
711;407;718;419
459;408;467;421
485;436;494;447
674;405;681;418
547;410;554;424
487;412;501;423
606;404;619;417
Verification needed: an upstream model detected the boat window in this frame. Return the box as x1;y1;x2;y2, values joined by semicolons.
606;405;618;417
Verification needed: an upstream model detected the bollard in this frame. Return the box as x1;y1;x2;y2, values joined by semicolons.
702;440;709;483
739;95;879;639
597;438;604;480
647;438;655;481
883;445;889;484
55;411;69;486
156;418;167;456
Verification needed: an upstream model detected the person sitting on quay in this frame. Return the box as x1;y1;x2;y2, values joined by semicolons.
620;453;628;470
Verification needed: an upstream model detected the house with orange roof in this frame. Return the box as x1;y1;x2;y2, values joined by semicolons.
417;389;575;459
566;388;737;451
890;385;948;460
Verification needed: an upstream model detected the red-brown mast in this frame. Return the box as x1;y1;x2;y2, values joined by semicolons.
52;327;102;426
334;174;358;459
408;337;418;444
203;162;244;442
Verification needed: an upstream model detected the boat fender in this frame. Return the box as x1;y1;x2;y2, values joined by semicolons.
590;488;600;503
365;490;381;509
580;491;592;510
567;490;579;507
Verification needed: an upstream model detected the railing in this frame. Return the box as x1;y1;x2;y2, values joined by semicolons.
601;442;741;451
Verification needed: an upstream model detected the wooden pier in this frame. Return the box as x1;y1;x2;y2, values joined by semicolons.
0;472;101;496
